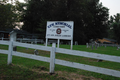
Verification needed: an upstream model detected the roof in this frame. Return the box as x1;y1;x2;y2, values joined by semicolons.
103;38;117;42
13;29;30;35
0;29;30;35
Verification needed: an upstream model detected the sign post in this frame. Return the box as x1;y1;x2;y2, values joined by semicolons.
46;21;74;49
45;38;48;46
71;39;73;50
57;39;60;48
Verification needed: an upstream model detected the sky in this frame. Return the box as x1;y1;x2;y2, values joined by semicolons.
18;0;120;17
99;0;120;16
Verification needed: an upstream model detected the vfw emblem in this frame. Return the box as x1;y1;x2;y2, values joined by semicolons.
56;28;61;34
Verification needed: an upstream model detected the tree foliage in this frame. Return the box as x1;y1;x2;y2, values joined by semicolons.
0;0;25;30
86;1;109;40
22;0;109;44
0;3;17;30
14;1;27;21
108;13;120;43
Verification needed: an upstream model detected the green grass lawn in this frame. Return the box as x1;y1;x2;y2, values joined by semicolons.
0;44;120;80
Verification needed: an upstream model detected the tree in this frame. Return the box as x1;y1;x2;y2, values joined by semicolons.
108;13;120;43
112;22;120;43
0;0;26;30
22;0;109;44
22;0;55;34
14;1;27;21
85;0;109;41
0;3;18;30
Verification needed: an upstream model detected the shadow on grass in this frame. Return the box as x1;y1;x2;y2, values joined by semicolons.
0;63;67;80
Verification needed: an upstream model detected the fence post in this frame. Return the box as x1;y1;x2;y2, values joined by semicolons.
7;31;16;65
50;43;56;74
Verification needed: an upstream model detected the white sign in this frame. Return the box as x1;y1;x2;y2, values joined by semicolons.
46;21;74;40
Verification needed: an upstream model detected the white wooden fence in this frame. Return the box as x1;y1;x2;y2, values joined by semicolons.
0;31;120;77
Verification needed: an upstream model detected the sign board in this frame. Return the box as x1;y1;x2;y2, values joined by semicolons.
46;21;74;40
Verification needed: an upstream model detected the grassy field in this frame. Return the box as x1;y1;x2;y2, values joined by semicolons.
0;44;120;80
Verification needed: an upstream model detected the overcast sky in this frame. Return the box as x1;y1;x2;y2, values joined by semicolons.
100;0;120;16
19;0;120;17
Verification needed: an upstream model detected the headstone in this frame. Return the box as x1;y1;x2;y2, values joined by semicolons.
86;43;89;48
91;44;93;50
40;39;44;44
44;42;45;46
35;39;37;44
105;44;106;48
60;41;63;44
75;41;78;45
94;41;97;49
95;44;97;49
117;47;120;50
98;43;99;47
34;49;39;55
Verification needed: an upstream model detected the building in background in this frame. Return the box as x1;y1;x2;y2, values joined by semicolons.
97;38;117;44
0;29;38;39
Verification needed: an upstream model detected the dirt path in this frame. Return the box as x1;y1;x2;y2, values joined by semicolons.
15;64;102;80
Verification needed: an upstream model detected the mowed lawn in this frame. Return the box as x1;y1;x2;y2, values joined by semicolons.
0;44;120;80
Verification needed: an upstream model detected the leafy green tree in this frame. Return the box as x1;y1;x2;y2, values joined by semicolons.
85;0;109;41
22;0;109;44
0;3;18;30
114;13;120;23
22;0;55;34
112;22;120;43
14;1;27;21
108;13;120;43
65;0;109;43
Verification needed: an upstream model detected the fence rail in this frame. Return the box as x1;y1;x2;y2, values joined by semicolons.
55;59;120;77
56;48;120;63
13;51;50;62
0;41;9;45
0;31;120;78
0;49;8;54
13;42;51;51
